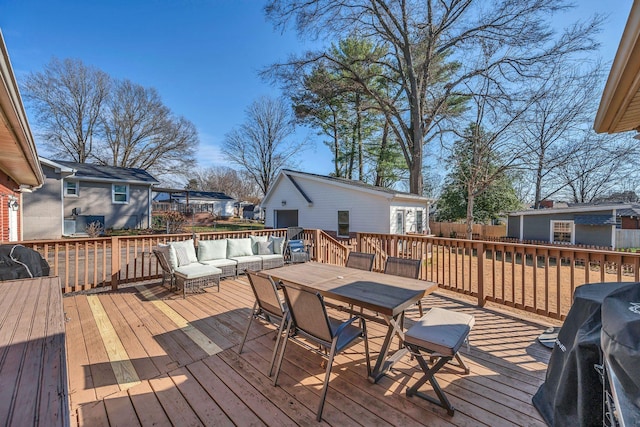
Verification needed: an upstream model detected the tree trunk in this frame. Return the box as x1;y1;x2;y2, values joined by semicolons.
466;191;475;240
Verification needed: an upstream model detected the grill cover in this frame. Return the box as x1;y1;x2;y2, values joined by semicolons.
601;283;640;425
0;244;50;280
532;282;636;426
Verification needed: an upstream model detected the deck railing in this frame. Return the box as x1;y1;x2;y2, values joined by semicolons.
356;232;640;319
18;229;635;319
19;229;347;294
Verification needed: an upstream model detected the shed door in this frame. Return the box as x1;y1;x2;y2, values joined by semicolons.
275;210;298;228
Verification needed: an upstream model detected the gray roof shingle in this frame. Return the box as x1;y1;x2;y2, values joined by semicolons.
54;160;158;184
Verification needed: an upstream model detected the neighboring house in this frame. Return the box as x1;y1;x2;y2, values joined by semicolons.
153;189;235;218
22;158;159;239
0;31;45;241
506;204;640;248
261;169;433;236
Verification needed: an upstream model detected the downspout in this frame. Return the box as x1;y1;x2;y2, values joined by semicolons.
426;202;431;235
612;209;617;249
148;186;152;228
519;215;524;241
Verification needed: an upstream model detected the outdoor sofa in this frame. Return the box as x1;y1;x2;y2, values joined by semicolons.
156;235;287;290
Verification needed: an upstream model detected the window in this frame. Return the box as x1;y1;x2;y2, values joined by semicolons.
338;210;349;237
396;211;405;234
416;210;424;233
550;220;574;244
64;180;78;197
112;184;129;204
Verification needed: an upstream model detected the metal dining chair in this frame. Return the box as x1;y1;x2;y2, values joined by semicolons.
384;256;424;316
273;280;371;422
346;251;375;271
238;270;289;376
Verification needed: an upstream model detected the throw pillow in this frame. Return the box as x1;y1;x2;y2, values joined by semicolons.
170;239;198;263
257;241;274;255
175;246;192;267
198;239;227;261
269;236;286;255
227;238;253;257
250;235;268;254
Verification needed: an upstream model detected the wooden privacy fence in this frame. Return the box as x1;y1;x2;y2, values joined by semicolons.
356;232;640;320
428;222;506;239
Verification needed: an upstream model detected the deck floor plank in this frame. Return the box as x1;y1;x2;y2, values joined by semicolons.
127;380;172;427
73;294;121;400
97;292;161;382
186;359;268;427
62;277;553;426
63;295;98;409
167;366;234;426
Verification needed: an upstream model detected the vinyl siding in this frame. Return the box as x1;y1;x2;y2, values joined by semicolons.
264;174;427;234
22;165;63;239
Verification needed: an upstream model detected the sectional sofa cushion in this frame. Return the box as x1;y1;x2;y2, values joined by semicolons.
198;239;227;261
250;235;268;254
174;263;222;279
167;239;198;268
199;258;237;268
269;236;286;255
257;241;274;255
227;238;253;257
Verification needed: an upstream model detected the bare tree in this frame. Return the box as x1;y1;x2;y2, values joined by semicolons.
222;96;302;196
520;63;606;207
188;166;262;203
96;79;198;180
22;57;110;162
265;0;602;195
551;133;640;204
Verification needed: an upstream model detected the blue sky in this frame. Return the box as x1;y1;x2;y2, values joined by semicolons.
0;0;634;179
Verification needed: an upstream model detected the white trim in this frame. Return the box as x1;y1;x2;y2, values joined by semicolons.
519;215;524;240
112;184;129;204
337;209;350;237
509;204;632;216
64;179;79;197
550;220;575;244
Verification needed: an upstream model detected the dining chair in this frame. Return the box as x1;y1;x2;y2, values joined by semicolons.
238;270;288;376
384;256;424;316
273;280;371;422
345;251;375;271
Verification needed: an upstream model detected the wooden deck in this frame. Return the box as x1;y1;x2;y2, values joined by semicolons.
62;276;554;426
0;276;69;427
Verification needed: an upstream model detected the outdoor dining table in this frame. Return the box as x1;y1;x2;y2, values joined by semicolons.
267;261;438;383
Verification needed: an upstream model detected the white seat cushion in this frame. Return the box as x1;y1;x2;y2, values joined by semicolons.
405;308;474;356
174;264;222;279
199;259;237;268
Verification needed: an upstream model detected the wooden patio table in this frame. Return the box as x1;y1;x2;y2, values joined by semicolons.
0;276;69;426
267;262;437;383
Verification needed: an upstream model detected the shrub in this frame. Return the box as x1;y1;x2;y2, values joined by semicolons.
153;211;186;234
85;221;104;238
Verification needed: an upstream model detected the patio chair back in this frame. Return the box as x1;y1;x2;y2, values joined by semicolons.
246;270;285;318
275;279;371;421
286;226;304;241
346;251;375;271
280;280;333;344
384;257;421;279
239;271;288;375
153;247;173;273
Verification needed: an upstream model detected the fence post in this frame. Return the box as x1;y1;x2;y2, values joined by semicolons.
475;241;485;307
111;236;120;291
313;229;321;262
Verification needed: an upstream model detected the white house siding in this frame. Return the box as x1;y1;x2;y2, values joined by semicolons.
390;204;428;235
264;173;428;235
